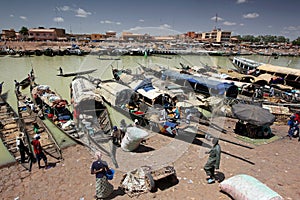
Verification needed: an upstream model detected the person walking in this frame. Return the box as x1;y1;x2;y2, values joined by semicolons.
204;137;221;184
91;151;113;199
31;134;48;169
16;132;34;163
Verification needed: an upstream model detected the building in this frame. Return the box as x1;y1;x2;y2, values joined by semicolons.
1;29;16;40
121;32;152;41
200;29;231;43
91;31;117;42
105;31;116;38
91;33;106;42
28;27;67;41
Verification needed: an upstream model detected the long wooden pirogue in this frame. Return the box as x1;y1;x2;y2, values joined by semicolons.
0;94;33;170
16;90;62;161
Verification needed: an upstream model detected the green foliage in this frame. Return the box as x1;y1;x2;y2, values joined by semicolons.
292;37;300;45
19;26;29;35
236;34;290;44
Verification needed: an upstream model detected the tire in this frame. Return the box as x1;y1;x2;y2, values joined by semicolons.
145;173;155;192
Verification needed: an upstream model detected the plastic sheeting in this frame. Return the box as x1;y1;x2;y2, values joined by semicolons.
121;127;149;152
219;174;283;200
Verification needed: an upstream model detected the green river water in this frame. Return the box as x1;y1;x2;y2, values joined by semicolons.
1;53;299;165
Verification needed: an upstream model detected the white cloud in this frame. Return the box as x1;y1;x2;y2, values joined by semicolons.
57;6;70;11
20;16;27;20
211;16;224;21
100;20;121;25
243;13;259;19
139;19;145;22
53;17;64;23
125;26;181;36
10;14;14;17
223;21;237;26
240;23;244;26
284;26;300;31
57;5;92;18
236;0;247;4
75;8;91;18
160;24;172;29
101;20;113;24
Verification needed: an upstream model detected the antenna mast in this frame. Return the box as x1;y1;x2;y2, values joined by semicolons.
215;13;218;30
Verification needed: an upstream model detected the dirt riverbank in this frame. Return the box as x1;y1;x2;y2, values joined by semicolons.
0;117;299;200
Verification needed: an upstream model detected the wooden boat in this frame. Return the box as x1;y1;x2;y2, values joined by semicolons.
0;94;34;170
30;82;80;144
231;57;263;74
57;69;97;77
257;64;300;89
98;79;148;125
19;70;35;89
16;90;62;161
71;76;118;167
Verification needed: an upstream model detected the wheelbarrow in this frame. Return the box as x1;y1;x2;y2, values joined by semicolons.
120;165;177;197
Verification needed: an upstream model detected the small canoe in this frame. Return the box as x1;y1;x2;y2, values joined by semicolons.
19;70;35;89
57;69;97;77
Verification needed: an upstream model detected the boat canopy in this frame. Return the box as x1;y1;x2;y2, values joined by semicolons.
98;81;134;107
258;64;300;76
162;69;239;97
72;77;102;105
137;88;163;100
131;77;167;100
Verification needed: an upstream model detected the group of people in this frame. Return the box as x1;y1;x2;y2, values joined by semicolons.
16;122;48;170
90;136;221;200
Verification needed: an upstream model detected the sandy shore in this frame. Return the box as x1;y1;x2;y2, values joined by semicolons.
0;117;299;200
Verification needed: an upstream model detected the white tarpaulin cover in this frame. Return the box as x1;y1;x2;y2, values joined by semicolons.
121;127;149;152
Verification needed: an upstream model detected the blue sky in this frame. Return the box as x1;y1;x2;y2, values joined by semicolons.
1;0;300;40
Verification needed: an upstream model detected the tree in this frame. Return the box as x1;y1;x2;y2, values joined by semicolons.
19;26;29;36
292;37;300;46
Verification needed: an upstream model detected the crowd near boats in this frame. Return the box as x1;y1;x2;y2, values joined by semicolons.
0;48;300;197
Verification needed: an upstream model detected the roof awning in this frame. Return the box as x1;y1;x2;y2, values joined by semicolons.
72;77;102;105
137;88;163;100
258;64;300;76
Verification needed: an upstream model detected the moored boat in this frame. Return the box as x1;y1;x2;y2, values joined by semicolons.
0;94;34;170
257;63;300;89
231;57;264;75
30;82;80;144
71;76;118;167
16;90;62;161
19;69;35;90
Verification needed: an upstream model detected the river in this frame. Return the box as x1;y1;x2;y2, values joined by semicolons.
0;53;299;165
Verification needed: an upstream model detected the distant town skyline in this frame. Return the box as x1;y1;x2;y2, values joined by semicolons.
1;0;300;40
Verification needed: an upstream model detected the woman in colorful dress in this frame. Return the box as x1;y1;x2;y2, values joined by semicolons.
91;152;113;199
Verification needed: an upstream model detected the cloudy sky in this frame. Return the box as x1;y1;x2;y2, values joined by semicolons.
1;0;300;40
